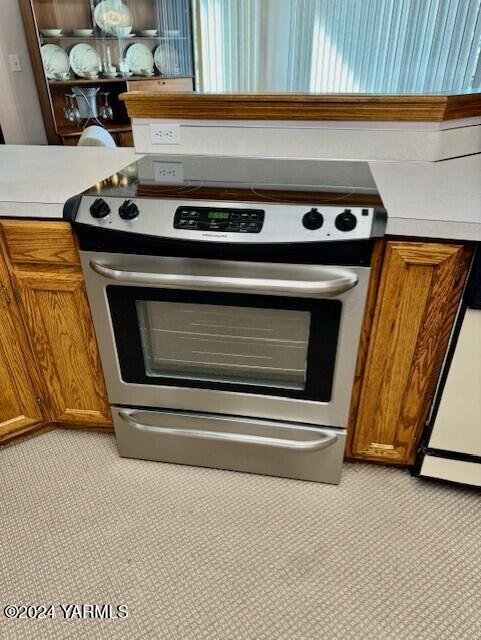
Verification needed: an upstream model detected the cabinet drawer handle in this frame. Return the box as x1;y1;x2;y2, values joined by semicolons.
118;410;338;452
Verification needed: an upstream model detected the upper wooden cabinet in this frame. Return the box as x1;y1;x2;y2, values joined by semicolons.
0;220;111;433
0;242;45;441
348;240;473;465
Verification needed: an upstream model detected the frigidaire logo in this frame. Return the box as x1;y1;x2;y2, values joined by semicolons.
202;233;228;239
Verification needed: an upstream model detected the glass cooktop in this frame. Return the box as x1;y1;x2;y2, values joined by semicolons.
86;154;379;203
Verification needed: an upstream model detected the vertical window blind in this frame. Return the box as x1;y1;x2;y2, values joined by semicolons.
193;0;481;93
194;0;264;91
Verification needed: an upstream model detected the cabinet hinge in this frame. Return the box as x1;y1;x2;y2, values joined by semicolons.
0;283;10;305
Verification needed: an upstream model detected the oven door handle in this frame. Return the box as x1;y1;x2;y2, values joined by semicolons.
118;410;338;452
89;261;358;297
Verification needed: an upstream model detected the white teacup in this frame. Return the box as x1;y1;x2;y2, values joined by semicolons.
55;71;70;80
139;68;154;77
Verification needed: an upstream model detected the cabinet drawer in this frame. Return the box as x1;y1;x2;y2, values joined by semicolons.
1;221;80;266
127;77;193;93
112;407;346;484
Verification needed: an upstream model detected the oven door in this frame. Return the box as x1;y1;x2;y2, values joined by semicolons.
81;251;370;427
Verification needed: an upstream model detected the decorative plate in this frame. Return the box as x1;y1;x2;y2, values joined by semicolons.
69;43;102;78
94;0;133;35
40;44;69;80
154;43;180;75
125;43;154;75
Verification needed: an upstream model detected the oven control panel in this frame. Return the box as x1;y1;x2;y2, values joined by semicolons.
71;195;386;244
174;206;265;234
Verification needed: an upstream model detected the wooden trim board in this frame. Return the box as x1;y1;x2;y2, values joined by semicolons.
120;91;481;121
18;0;60;144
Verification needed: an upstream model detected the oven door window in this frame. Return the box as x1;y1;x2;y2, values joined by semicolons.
107;287;341;401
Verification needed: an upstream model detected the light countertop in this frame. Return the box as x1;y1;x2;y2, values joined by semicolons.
0;145;480;241
370;155;481;241
0;145;138;219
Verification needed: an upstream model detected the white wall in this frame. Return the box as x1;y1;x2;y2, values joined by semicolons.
132;117;481;162
0;0;47;144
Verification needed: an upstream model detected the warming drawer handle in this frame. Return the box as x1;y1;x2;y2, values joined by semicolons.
89;261;358;297
118;410;338;452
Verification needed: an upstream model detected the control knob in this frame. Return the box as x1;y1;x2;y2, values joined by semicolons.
302;208;324;230
89;198;110;219
335;209;357;232
119;200;139;221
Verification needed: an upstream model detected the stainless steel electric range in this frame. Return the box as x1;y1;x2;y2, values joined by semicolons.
64;154;386;484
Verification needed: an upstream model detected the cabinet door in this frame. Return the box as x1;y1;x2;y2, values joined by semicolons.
0;254;44;442
348;241;472;465
12;267;112;428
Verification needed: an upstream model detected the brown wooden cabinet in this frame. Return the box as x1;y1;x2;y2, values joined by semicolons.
347;240;472;465
0;220;111;442
12;268;111;428
0;246;45;442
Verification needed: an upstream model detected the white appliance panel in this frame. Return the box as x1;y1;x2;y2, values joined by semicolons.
429;309;481;456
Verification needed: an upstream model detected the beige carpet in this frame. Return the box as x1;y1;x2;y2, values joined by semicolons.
0;430;480;640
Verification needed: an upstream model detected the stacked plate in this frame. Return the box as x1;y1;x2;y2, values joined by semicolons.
72;29;94;37
40;29;63;37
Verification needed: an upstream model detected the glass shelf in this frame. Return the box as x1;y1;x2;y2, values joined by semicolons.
48;75;193;86
41;36;189;41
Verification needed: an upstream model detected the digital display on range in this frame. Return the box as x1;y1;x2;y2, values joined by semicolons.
174;206;265;234
208;211;230;220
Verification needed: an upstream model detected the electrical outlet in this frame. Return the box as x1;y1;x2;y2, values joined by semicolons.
153;161;184;183
150;124;181;145
8;54;21;72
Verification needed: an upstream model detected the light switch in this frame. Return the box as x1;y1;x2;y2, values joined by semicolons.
8;54;22;72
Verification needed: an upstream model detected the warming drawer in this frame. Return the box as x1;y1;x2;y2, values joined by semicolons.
112;407;346;484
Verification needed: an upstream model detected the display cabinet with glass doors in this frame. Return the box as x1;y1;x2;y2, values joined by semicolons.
20;0;194;146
